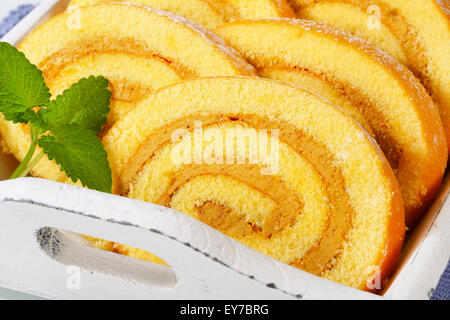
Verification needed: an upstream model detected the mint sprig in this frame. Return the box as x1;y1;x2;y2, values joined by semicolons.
0;42;112;193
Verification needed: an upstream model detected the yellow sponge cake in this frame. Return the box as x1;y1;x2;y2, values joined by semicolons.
0;3;255;186
68;0;297;28
216;19;447;227
104;76;405;290
288;0;450;152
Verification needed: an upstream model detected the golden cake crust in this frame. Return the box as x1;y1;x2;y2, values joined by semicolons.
68;0;297;28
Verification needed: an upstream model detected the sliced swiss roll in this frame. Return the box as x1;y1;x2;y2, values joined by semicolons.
67;0;297;28
287;0;450;152
104;76;405;290
0;3;255;184
215;19;448;227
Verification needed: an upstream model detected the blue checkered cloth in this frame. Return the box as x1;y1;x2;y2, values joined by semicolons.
0;4;36;38
431;258;450;300
0;2;449;300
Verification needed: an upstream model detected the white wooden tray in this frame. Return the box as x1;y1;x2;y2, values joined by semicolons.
0;0;449;300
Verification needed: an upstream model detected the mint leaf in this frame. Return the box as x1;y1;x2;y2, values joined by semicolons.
40;76;111;133
0;42;50;123
0;42;113;193
38;125;112;193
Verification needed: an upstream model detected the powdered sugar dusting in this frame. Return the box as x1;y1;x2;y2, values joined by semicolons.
258;18;441;138
435;0;450;17
283;17;431;97
114;2;256;75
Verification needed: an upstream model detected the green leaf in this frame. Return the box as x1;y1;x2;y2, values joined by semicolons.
0;43;113;193
38;125;112;193
0;42;50;123
40;76;111;133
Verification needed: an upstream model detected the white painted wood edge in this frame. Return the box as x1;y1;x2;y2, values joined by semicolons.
0;177;374;299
